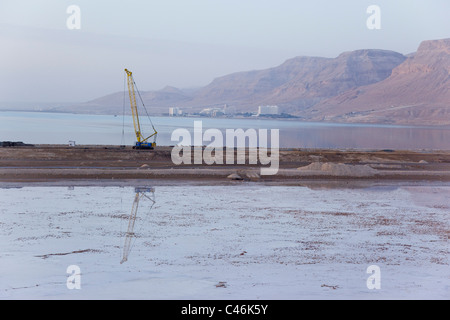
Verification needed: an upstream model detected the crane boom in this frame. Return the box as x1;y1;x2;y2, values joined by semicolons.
124;68;157;149
120;187;155;264
120;191;140;264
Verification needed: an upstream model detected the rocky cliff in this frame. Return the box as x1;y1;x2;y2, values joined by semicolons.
309;39;450;125
61;39;450;125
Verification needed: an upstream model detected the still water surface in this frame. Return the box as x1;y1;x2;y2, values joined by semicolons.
0;184;448;299
1;111;449;149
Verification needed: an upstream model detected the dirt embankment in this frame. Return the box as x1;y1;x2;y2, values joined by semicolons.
0;145;449;183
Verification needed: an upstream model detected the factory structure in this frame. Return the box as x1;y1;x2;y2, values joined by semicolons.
169;107;184;117
168;104;281;117
257;105;279;116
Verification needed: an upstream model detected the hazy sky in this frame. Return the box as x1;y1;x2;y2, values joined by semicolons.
0;0;449;104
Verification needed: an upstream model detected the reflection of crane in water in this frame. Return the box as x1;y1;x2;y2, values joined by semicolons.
120;187;155;264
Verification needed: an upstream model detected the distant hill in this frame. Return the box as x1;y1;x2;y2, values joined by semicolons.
58;85;191;115
54;38;450;125
308;39;450;125
181;50;407;114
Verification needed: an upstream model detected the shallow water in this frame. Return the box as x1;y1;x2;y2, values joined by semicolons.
1;111;450;149
0;184;448;299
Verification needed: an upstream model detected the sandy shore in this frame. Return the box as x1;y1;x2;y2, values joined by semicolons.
0;145;449;184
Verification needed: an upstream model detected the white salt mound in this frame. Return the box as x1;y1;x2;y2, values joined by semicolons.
297;162;378;177
227;173;243;180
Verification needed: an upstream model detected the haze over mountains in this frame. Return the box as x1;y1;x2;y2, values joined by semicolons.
58;38;450;125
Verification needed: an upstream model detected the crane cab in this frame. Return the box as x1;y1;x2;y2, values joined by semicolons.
133;141;156;150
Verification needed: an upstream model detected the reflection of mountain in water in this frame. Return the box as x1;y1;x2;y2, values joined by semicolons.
120;187;155;264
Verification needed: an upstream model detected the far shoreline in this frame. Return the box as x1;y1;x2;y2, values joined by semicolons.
1;109;450;129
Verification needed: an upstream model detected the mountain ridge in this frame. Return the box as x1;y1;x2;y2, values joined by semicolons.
54;38;450;125
309;38;450;125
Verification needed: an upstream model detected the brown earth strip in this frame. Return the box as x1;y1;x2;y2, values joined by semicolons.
0;145;449;183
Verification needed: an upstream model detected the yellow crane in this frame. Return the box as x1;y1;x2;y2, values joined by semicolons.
124;68;157;149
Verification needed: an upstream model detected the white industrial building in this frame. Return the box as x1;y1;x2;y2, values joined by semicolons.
257;105;279;115
169;107;183;116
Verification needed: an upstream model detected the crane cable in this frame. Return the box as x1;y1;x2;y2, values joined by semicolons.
132;78;157;142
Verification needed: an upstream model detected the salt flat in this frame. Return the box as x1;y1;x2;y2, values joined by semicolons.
0;184;448;299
